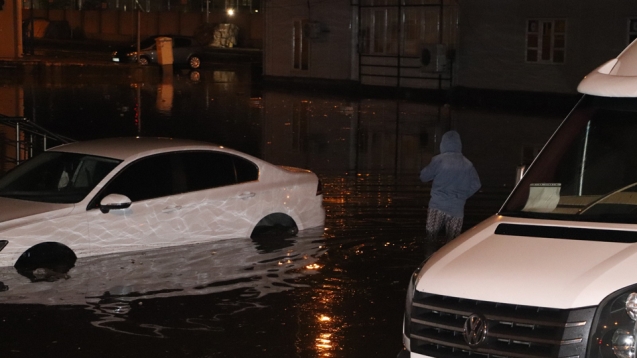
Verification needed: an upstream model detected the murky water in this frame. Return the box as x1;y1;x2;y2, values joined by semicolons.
0;64;569;357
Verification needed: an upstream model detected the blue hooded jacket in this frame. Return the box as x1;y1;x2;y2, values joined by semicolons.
420;131;481;218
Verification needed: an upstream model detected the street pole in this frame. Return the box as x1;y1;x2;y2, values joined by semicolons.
29;0;34;55
136;4;140;64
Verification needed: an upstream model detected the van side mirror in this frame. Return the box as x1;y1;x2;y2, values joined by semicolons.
99;193;132;213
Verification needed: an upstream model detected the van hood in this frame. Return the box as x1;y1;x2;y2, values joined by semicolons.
0;197;74;226
417;216;637;309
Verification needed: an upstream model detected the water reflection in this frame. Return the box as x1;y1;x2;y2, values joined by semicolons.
2;66;563;189
0;227;325;336
0;65;569;356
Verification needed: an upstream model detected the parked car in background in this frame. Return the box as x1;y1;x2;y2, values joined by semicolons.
111;35;204;69
0;137;325;272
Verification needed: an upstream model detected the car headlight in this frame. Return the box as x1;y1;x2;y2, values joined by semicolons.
404;260;427;340
589;286;637;358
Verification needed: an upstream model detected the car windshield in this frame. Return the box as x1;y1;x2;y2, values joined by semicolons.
501;95;637;224
0;152;121;204
140;37;157;49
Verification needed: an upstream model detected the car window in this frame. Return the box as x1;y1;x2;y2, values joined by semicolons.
234;156;259;183
173;38;191;48
92;151;259;207
0;152;120;204
140;37;157;49
99;154;177;203
179;151;259;192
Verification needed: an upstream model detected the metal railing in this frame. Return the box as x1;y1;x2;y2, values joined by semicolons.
0;116;75;169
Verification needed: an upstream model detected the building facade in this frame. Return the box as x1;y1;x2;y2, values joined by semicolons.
0;0;23;59
264;0;457;90
264;0;637;95
456;0;637;94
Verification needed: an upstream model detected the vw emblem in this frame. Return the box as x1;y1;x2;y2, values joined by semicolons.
463;314;488;347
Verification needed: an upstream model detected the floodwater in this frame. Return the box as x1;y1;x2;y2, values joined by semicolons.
0;64;569;357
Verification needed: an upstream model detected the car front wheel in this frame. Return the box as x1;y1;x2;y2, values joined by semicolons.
189;55;201;69
138;57;150;66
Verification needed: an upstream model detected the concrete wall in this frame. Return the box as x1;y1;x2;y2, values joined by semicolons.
0;0;23;58
23;9;263;47
456;0;637;94
264;0;353;80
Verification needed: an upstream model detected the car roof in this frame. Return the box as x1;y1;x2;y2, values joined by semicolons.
49;137;234;161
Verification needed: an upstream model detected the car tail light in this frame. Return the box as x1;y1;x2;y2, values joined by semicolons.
316;179;323;196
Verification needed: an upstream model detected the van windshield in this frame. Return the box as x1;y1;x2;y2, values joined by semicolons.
501;95;637;224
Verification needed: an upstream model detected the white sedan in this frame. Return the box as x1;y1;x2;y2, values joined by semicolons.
0;137;325;271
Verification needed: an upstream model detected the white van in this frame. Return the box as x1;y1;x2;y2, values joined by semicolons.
400;41;637;358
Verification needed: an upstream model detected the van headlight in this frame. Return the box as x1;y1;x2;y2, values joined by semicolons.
589;287;637;358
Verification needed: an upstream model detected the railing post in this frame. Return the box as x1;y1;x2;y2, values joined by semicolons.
15;122;20;165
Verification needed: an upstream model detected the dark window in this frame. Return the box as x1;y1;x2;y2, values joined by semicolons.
100;154;175;203
140;37;157;49
173;38;191;48
179;151;259;192
629;19;637;44
234;156;259;183
93;151;259;208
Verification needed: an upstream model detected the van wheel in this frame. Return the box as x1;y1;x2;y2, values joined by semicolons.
14;242;76;282
139;57;150;66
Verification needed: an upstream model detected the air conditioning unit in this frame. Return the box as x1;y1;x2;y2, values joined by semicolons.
420;44;447;73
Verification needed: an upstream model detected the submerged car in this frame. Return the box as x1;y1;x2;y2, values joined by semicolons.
0;137;325;269
111;35;204;69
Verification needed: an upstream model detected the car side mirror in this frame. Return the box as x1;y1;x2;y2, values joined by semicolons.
99;193;132;214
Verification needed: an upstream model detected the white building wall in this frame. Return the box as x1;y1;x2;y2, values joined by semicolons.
456;0;637;94
264;0;353;80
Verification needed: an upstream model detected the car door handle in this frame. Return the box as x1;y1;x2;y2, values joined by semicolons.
162;205;182;213
238;192;256;200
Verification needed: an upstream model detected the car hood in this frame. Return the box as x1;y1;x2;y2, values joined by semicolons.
417;215;637;309
0;197;74;226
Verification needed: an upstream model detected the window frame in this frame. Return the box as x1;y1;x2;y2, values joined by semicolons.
360;7;400;56
525;18;566;64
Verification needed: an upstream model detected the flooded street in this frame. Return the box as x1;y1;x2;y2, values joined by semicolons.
0;64;569;357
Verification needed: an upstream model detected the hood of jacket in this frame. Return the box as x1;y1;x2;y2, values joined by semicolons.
440;131;462;154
